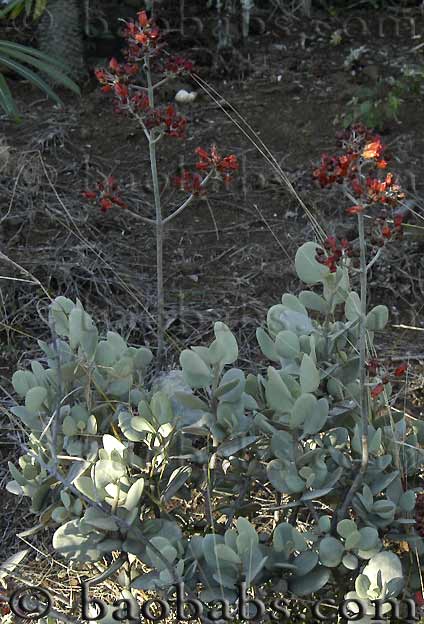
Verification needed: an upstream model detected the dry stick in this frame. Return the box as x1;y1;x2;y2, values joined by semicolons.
0;250;52;302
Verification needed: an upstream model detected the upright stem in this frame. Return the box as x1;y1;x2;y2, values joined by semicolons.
358;211;369;455
146;57;165;362
338;213;369;521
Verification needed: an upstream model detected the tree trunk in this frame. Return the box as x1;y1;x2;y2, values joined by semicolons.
37;0;86;83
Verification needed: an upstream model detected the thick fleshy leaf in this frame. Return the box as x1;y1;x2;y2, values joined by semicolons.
256;327;279;362
366;305;389;331
290;393;317;429
209;322;238;366
300;354;320;394
319;536;344;567
180;350;213;389
266;367;293;412
217;436;258;458
295;242;330;284
162;466;191;502
25;386;47;413
289;566;331;596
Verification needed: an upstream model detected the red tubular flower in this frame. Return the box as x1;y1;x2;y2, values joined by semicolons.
138;10;149;27
218;154;239;173
394;362;408;377
362;138;385;160
114;83;129;99
100;198;113;212
394;214;404;228
173;170;205;196
195;147;211;170
346;205;365;215
109;57;120;71
195;145;239;175
315;236;352;273
164;56;194;76
367;358;379;376
82;176;127;213
135;32;148;45
82;191;97;200
371;383;385;399
381;224;392;239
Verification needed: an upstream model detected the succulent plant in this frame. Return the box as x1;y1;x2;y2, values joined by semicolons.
6;240;422;612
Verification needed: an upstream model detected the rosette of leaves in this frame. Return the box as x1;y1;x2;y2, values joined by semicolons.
8;298;153;557
344;551;404;622
264;522;332;596
61;404;98;458
178;321;258;443
130;519;186;590
187;518;267;603
7;448;52;514
52;433;146;562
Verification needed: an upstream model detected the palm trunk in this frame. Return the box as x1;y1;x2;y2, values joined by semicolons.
37;0;86;83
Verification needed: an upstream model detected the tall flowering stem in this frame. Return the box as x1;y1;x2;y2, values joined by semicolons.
339;211;369;521
145;55;165;359
313;123;408;522
82;10;239;361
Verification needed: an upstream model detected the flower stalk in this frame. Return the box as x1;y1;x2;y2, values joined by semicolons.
338;212;369;521
82;10;239;361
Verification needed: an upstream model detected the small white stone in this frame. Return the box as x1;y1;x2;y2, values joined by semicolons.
175;89;197;104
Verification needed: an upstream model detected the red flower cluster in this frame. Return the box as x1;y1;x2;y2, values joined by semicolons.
82;176;127;213
315;236;352;273
122;10;161;58
164;56;194;76
365;172;405;206
313;152;359;188
94;58;138;101
371;210;404;244
173;170;205;196
362;138;385;161
129;92;150;112
95;64;188;134
152;104;187;138
94;10;193;128
195;145;239;181
313;134;388;192
313;127;406;239
368;360;408;399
